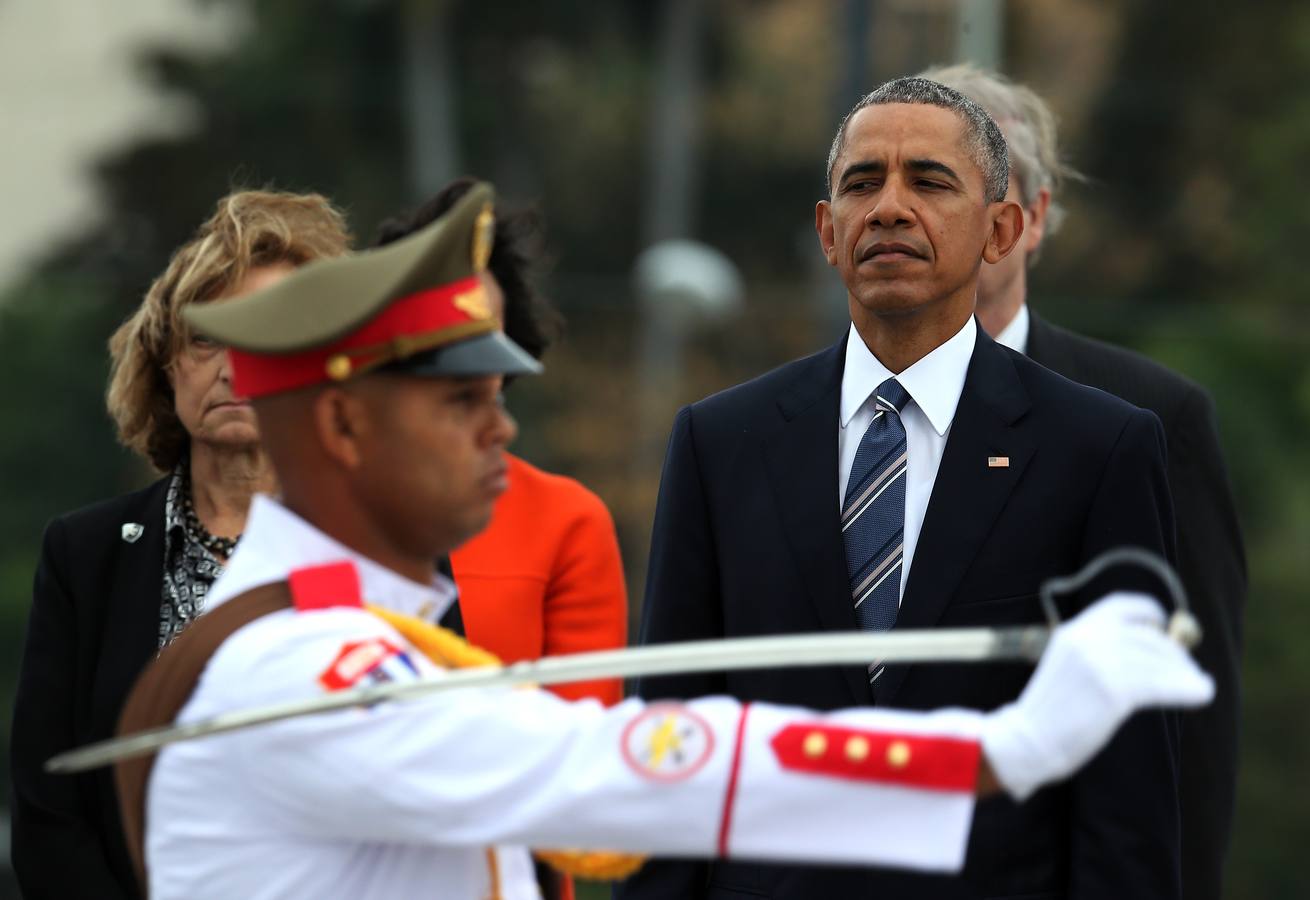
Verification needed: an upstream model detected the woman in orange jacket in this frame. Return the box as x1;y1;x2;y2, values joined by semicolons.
375;178;628;708
451;452;628;705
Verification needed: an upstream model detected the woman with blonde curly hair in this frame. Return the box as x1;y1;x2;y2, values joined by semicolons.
10;190;350;899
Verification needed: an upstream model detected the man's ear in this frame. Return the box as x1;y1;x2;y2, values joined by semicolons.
1024;187;1052;254
312;387;368;470
983;199;1025;264
815;200;838;266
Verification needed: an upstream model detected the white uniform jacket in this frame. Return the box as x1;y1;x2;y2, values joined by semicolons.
145;496;984;899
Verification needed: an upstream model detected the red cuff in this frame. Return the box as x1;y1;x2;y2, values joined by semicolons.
771;723;979;793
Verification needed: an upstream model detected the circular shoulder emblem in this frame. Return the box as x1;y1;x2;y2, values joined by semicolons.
620;703;716;782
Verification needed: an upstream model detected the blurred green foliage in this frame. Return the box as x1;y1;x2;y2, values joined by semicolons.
0;1;1305;897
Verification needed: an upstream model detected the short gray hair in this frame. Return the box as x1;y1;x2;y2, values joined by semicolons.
920;63;1078;236
826;76;1010;203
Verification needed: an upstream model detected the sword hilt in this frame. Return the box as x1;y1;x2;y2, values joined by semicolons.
1037;547;1201;650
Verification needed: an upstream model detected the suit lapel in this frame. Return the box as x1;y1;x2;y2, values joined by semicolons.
96;478;172;735
1024;311;1076;379
437;556;465;636
762;338;870;706
877;329;1035;706
1024;310;1052;366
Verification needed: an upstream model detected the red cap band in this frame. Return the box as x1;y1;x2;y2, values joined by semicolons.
229;276;491;399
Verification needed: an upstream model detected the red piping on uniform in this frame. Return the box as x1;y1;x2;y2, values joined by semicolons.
717;703;751;857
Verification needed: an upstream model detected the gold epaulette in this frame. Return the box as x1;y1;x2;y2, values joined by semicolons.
365;604;502;668
362;604;648;882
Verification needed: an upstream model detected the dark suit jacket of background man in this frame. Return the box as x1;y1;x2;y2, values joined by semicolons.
617;326;1182;900
1027;311;1246;900
8;479;472;899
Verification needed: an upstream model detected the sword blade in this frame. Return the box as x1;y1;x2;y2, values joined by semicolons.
46;625;1050;775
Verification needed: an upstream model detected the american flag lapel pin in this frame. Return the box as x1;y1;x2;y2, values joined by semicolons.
987;456;1010;468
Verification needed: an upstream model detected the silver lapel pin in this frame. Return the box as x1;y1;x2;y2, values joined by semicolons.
121;522;145;544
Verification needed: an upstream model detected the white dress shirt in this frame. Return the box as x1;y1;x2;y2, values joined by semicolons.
992;303;1030;354
839;317;977;600
145;495;983;899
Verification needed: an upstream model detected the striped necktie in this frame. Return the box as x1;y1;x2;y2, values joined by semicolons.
841;378;909;669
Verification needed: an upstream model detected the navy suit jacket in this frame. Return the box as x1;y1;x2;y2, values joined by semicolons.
619;326;1182;900
1026;312;1245;900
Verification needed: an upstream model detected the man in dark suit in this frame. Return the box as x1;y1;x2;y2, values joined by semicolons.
925;63;1246;900
619;77;1185;900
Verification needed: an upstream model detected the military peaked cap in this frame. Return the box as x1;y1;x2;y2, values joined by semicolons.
184;181;541;399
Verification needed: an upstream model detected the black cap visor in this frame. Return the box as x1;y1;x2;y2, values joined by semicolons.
379;330;543;379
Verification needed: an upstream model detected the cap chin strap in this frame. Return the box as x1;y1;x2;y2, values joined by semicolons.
324;318;496;382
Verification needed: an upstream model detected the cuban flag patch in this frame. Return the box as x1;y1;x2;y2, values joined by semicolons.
319;638;420;692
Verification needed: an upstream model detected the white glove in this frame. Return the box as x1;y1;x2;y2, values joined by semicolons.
980;592;1214;801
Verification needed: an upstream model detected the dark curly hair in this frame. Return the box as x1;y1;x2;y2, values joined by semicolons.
374;177;562;362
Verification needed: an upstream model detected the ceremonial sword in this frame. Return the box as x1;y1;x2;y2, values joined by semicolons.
46;548;1201;775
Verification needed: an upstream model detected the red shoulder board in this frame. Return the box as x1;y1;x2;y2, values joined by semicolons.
288;561;364;612
771;723;979;793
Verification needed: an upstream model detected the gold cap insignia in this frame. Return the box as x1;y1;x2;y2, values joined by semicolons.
472;203;495;271
453;286;492;320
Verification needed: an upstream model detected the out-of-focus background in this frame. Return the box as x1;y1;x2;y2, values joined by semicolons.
0;1;1306;897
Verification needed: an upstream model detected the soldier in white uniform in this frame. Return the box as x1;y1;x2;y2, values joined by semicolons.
112;183;1214;900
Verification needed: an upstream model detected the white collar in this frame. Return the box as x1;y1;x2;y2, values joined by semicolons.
840;316;977;437
993;303;1030;355
207;494;458;624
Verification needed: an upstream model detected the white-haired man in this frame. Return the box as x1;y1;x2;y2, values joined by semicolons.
926;62;1246;900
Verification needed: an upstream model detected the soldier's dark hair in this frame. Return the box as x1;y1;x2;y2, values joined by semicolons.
826;76;1010;203
374;177;562;362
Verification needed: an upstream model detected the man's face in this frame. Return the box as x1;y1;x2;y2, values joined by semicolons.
817;103;1012;322
351;373;516;560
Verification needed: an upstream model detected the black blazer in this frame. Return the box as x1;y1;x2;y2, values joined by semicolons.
10;479;170;900
620;327;1181;900
1027;312;1245;900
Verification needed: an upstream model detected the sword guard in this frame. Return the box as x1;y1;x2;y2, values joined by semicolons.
1037;547;1201;650
1166;610;1203;650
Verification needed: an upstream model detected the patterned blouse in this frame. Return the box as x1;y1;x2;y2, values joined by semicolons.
159;465;227;647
